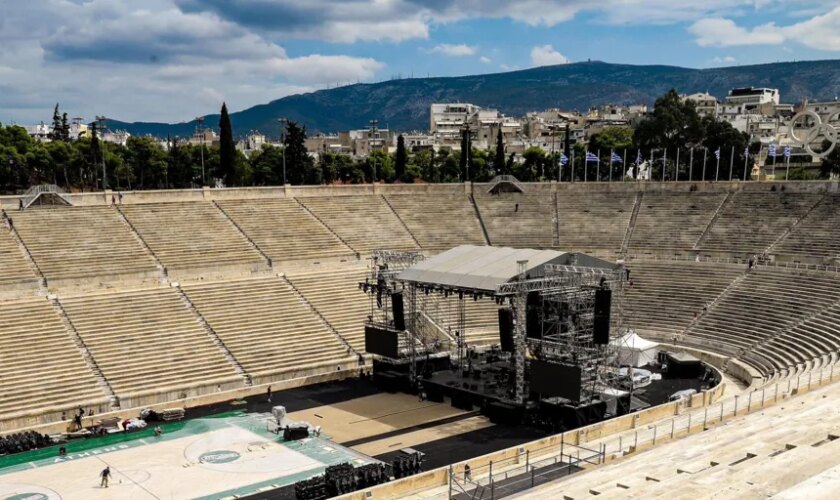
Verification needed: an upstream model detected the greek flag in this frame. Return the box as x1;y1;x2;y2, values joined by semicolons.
714;148;721;160
585;152;600;163
560;153;569;166
744;146;749;157
784;145;791;158
610;151;623;163
635;150;642;164
768;144;777;157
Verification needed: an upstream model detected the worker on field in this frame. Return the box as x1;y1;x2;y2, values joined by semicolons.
100;466;112;487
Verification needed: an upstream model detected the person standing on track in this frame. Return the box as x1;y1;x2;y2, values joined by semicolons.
100;466;112;487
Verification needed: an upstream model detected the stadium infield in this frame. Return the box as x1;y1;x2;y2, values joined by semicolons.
0;411;378;500
0;381;498;500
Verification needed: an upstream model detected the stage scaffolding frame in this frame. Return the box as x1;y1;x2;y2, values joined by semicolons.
495;263;626;405
362;250;630;406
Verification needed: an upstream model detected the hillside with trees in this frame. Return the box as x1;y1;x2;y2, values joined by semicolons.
104;59;840;137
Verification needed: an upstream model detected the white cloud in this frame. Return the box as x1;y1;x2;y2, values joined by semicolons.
0;0;385;123
530;45;569;66
4;0;840;124
174;0;770;44
425;44;477;57
689;6;840;51
711;55;737;64
689;18;786;47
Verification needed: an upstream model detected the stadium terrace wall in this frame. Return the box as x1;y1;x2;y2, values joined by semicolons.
1;180;838;209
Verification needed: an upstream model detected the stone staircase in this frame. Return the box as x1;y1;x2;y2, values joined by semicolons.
281;274;362;362
295;198;360;258
620;191;643;256
114;205;169;283
680;268;750;339
212;200;274;267
381;194;423;249
693;192;733;250
174;284;253;386
764;194;826;256
469;193;492;246
50;296;120;409
6;217;48;294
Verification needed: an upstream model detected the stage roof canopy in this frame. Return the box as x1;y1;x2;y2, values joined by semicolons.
396;245;615;293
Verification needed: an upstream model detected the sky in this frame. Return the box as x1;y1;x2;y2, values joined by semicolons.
1;0;839;125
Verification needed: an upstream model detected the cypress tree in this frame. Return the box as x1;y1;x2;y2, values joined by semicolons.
459;126;471;181
218;103;236;186
395;134;407;182
50;104;62;141
61;113;71;141
494;127;505;174
284;120;313;185
90;121;101;188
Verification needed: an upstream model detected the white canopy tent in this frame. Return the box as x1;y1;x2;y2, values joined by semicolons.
612;330;659;367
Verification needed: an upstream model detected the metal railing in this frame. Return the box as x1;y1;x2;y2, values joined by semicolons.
446;361;838;499
448;440;603;499
20;184;72;209
597;361;838;460
626;253;840;275
486;175;526;194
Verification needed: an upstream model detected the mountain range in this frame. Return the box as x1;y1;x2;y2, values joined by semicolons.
106;60;840;138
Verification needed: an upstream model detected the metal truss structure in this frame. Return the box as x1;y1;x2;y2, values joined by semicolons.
361;249;630;406
495;263;626;405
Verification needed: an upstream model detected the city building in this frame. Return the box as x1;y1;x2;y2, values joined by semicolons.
682;92;719;117
722;87;780;114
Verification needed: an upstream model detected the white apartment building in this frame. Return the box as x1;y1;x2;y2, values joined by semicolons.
682;92;719;117
22;122;51;141
722;87;780;114
429;103;482;140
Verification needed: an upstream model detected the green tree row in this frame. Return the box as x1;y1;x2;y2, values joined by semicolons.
2;94;837;193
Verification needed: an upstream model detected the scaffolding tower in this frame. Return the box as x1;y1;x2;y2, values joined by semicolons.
495;263;626;405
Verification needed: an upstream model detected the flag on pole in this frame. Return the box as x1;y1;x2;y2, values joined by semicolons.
610;151;622;163
585;152;600;163
768;144;777;157
635;150;642;164
784;145;791;158
560;153;569;166
744;146;749;157
714;148;721;160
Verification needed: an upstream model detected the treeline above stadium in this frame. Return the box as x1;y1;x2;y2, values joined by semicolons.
1;90;839;194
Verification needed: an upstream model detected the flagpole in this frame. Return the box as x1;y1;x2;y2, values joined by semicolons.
609;150;613;183
649;150;654;182
785;151;790;181
623;149;627;182
715;149;720;181
675;148;680;182
597;149;601;182
702;148;707;181
743;147;749;181
662;148;667;182
689;147;694;181
571;150;575;183
584;148;588;182
728;146;734;181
